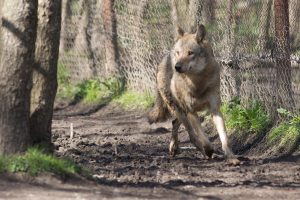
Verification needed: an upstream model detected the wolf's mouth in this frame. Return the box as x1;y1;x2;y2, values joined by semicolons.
176;69;184;73
175;67;184;73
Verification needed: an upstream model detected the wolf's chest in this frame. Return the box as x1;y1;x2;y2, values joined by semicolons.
170;77;208;112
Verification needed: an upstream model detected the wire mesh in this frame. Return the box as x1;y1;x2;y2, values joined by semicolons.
58;0;300;114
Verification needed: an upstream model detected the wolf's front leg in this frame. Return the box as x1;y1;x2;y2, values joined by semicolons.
211;110;240;165
169;119;181;156
187;113;214;158
174;110;208;158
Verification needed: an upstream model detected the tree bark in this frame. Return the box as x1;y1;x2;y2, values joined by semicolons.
274;0;294;111
188;0;203;32
258;0;273;52
289;0;300;51
102;0;120;77
202;0;215;25
75;0;97;76
60;0;72;52
30;0;62;148
170;0;179;39
0;0;38;155
171;0;202;33
223;0;240;99
226;0;236;58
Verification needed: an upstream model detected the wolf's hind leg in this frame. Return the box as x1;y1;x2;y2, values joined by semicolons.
169;119;181;156
187;113;214;158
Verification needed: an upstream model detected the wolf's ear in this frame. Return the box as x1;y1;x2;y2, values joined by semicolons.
175;26;184;40
195;24;206;43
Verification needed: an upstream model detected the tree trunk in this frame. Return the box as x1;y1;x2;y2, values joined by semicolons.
274;0;294;111
75;0;97;77
289;0;300;51
0;0;38;155
85;0;97;75
188;0;203;31
60;0;72;52
30;0;62;148
202;0;215;25
102;0;120;77
226;0;236;57
258;0;273;52
171;0;202;33
223;0;240;99
170;0;179;39
0;0;4;58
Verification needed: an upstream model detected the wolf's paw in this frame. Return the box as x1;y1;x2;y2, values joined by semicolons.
169;141;180;157
169;147;180;157
227;157;240;166
204;144;214;158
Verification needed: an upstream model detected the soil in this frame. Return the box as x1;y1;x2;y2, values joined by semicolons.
1;103;300;200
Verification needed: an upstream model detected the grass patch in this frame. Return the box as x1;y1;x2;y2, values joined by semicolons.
56;62;124;104
113;90;155;110
75;79;106;103
74;77;124;103
56;63;154;109
0;147;88;177
221;98;271;135
57;62;78;100
267;109;300;152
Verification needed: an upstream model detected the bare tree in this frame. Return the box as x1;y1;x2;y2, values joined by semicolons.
258;0;273;52
274;0;294;111
60;0;72;52
74;0;97;78
223;0;240;99
171;0;202;35
188;0;203;31
170;0;180;38
289;0;300;51
202;0;215;24
102;0;120;77
226;0;236;57
0;0;38;155
30;0;62;148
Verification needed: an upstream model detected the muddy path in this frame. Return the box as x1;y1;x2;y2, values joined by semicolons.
1;104;300;199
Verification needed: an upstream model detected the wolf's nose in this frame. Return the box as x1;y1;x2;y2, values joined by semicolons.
175;63;182;72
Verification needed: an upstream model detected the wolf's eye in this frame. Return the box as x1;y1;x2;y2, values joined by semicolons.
188;51;194;56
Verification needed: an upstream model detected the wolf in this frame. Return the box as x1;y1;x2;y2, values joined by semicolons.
148;24;239;165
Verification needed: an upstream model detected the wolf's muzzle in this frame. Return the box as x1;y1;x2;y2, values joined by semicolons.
175;63;183;73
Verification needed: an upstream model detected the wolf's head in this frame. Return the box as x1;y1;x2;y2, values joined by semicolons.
173;24;213;74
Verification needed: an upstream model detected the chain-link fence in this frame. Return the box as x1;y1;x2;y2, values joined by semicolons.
58;0;300;114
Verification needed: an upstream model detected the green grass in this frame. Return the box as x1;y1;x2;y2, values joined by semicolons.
57;61;78;100
57;62;70;85
0;147;87;177
56;62;124;104
221;98;271;134
267;109;300;151
74;77;124;103
113;90;155;110
56;63;154;110
75;79;106;103
56;62;155;109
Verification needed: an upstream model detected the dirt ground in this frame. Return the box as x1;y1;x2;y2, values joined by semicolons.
1;103;300;200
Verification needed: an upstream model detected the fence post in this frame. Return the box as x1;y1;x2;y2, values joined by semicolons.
274;0;294;114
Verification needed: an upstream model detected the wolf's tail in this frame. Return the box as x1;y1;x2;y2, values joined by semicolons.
147;90;170;124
